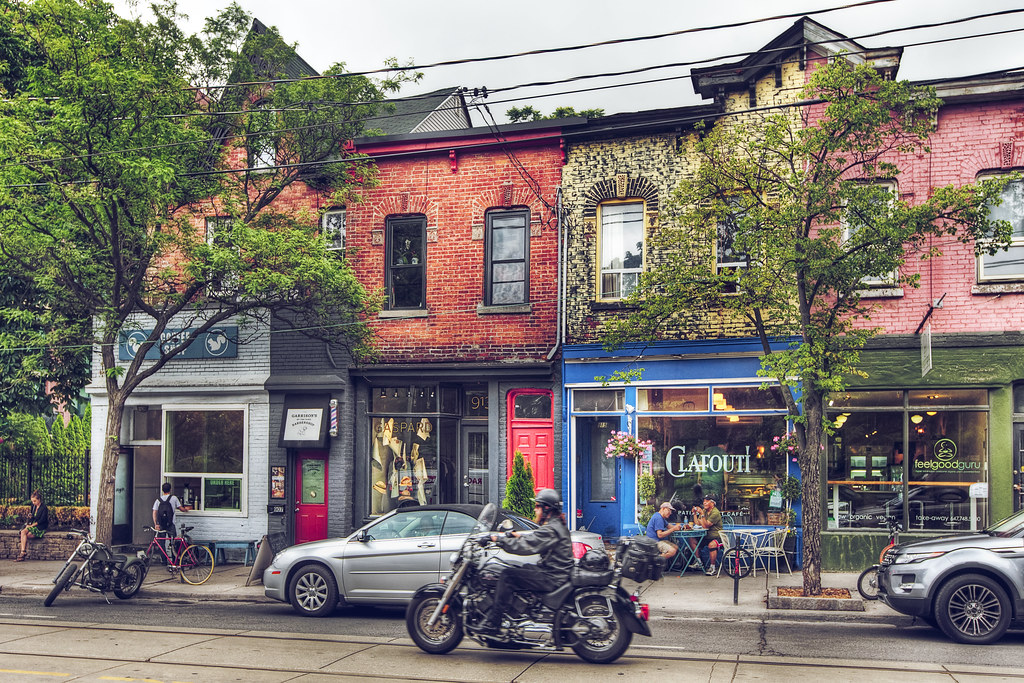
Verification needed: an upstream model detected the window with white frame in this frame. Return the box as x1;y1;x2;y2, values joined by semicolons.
205;216;238;293
485;209;529;305
248;102;276;171
979;177;1024;281
598;201;644;300
163;408;246;512
323;208;346;251
841;182;898;287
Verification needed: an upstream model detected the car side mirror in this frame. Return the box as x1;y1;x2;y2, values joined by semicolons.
356;529;370;542
498;519;513;532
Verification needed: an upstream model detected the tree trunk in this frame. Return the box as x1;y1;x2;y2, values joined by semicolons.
800;394;824;595
93;392;125;546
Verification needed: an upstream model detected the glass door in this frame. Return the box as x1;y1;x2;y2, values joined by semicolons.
461;425;489;504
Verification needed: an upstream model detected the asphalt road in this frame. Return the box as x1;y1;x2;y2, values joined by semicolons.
2;595;1023;669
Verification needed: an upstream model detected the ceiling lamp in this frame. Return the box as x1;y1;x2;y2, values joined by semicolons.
911;414;923;424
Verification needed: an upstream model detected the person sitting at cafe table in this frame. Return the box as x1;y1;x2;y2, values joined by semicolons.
689;493;723;576
645;501;682;560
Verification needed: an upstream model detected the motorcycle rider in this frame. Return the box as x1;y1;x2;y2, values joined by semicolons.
482;488;574;634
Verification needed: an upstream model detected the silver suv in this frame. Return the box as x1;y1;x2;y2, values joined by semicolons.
878;508;1024;644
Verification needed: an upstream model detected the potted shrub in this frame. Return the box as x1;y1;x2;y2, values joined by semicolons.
779;475;802;564
637;473;656;529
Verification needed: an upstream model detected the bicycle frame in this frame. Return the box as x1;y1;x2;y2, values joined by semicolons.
144;527;193;568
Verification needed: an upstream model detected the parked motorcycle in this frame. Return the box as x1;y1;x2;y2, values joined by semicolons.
405;503;658;664
44;528;147;606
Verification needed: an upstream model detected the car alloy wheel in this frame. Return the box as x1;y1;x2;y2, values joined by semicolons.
288;564;338;618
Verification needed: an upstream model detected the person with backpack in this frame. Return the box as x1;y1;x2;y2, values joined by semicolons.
152;482;184;555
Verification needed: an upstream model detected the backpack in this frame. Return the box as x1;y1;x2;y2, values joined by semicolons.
156;495;174;529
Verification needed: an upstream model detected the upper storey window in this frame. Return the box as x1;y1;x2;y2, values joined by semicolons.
979;178;1024;282
387;216;426;309
322;208;346;251
842;182;898;287
485;209;529;305
598;201;644;300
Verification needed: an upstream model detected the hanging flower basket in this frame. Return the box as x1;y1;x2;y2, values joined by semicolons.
605;431;652;459
771;430;799;457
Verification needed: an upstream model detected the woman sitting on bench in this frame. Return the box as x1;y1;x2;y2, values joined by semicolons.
15;489;48;562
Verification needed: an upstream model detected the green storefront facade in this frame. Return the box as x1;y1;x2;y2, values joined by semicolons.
821;332;1024;570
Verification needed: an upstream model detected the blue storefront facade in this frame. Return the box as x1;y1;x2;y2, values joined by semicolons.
563;339;803;560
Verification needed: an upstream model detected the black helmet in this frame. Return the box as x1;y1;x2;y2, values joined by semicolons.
534;488;562;511
579;548;610;572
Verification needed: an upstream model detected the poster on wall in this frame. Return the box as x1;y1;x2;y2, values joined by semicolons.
370;416;437;515
270;466;286;499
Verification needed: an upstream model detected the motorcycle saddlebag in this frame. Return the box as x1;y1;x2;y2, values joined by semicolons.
617;536;664;582
571;567;614;587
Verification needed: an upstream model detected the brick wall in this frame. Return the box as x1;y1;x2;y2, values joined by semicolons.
345;143;564;363
1;529;80;560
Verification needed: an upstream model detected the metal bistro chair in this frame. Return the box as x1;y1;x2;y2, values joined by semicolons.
753;527;792;577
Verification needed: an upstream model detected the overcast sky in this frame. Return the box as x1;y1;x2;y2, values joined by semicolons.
110;0;1024;121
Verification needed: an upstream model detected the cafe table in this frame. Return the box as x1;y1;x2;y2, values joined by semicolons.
728;526;781;576
669;528;706;575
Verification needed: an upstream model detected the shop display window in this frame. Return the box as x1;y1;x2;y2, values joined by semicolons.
638;411;790;526
827;390;989;531
164;408;245;512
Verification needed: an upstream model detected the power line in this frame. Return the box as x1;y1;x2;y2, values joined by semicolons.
195;0;900;92
5;17;1023;182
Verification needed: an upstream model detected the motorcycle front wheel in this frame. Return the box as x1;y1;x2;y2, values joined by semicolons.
569;595;633;664
406;595;464;654
114;563;145;599
44;563;77;607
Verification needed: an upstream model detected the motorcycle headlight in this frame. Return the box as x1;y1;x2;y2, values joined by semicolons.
892;550;945;564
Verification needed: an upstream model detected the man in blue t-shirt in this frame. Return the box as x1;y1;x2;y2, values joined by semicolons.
645;501;682;560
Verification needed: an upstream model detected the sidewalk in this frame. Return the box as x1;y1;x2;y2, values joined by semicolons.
0;557;911;625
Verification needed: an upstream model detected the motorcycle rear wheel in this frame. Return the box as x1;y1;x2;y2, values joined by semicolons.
570;596;633;664
44;563;77;607
114;563;145;599
406;595;463;654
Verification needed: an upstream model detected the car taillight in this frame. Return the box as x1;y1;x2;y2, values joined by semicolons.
572;542;592;559
630;593;649;620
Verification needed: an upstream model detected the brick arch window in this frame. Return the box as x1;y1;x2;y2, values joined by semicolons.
386;215;426;309
977;173;1024;282
582;175;659;301
485;207;530;305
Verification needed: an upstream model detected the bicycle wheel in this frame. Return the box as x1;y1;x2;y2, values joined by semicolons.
722;547;753;579
858;565;880;600
178;544;214;585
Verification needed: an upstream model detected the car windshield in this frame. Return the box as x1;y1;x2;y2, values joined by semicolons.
985;508;1024;537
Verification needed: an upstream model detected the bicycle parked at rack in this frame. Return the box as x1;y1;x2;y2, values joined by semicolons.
142;525;215;586
857;517;902;600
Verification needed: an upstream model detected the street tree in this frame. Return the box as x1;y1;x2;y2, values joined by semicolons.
0;0;416;543
601;58;1013;594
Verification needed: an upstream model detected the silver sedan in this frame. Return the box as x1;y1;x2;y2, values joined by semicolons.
264;503;604;616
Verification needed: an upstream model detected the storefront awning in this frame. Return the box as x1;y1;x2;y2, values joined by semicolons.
278;394;331;449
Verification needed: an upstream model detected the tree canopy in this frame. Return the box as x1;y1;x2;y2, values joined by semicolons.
602;57;1013;594
0;0;417;541
506;105;605;123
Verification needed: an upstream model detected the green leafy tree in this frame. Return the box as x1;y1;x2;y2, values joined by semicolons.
506;105;605;123
0;0;416;543
503;450;536;517
602;58;1012;594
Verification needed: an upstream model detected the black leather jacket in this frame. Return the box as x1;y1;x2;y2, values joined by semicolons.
496;515;574;581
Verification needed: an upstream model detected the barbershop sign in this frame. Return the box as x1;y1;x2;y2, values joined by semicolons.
666;445;752;477
118;326;238;360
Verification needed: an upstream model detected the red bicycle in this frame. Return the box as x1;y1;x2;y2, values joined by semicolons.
857;517;901;600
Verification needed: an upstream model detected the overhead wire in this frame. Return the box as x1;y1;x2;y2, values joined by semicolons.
4;16;1024;185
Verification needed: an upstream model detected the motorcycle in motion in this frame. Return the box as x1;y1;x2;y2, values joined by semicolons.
405;503;659;664
44;528;147;606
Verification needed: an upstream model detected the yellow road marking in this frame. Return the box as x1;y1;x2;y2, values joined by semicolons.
0;670;68;677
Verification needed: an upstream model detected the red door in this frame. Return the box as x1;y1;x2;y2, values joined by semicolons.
507;390;554;493
294;451;328;544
